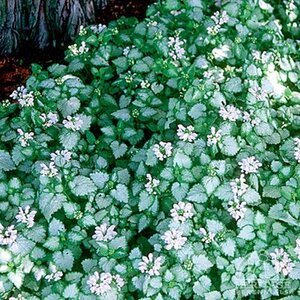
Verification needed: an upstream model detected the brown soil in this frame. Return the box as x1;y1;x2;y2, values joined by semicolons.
0;0;153;101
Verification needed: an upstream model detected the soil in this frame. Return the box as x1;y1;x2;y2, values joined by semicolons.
0;0;154;101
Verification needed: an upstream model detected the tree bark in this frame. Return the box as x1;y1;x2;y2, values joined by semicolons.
0;0;108;54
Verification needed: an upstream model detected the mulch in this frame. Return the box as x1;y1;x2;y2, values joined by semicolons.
0;0;153;100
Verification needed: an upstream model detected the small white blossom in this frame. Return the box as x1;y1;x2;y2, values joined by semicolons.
145;174;160;195
207;127;222;146
45;265;63;282
0;224;17;245
219;105;241;121
170;202;193;223
177;125;198;142
68;41;89;56
79;25;87;36
294;239;300;259
239;156;262;174
252;50;272;64
153;142;173;161
294;138;300;163
212;11;229;25
203;67;225;83
141;80;151;89
138;253;162;276
227;199;247;221
212;45;230;60
63;116;83;131
270;248;294;276
230;174;248;199
40;162;58;177
168;37;186;60
123;46;130;57
90;24;107;34
249;84;269;102
17;129;34;147
170;10;182;16
87;271;124;295
15;206;37;228
199;228;216;244
162;229;187;250
147;20;158;27
92;224;117;242
242;111;261;127
10;86;34;107
50;150;72;163
40;112;59;127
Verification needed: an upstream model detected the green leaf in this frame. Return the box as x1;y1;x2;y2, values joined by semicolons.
225;77;242;93
238;225;255;240
70;176;97;196
188;103;206;119
220;136;239;156
53;250;74;271
63;284;79;299
39;193;66;221
205;291;222;300
206;220;224;233
10;236;35;255
193;276;211;296
58;97;80;117
109;236;127;249
173;151;192;168
202;176;220;196
8;271;24;289
138;215;150;232
220;239;236;257
186;184;207;203
139;191;154;211
171;182;189;201
215;183;234;201
0;150;15;171
49;218;66;236
242;188;261;205
110;141;128;159
59;131;80;150
27;225;46;243
111;109;131;121
90;171;109;189
192;255;213;273
111;184;129;203
82;259;97;273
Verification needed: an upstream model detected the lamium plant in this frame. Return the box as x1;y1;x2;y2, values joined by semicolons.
0;0;300;299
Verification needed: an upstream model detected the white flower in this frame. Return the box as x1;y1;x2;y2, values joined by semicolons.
123;47;130;56
79;25;87;36
207;127;222;146
203;67;225;83
138;253;162;276
227;199;247;221
170;10;181;16
252;50;272;64
199;228;215;244
270;248;294;276
242;111;261;127
15;206;37;228
87;272;124;295
90;24;107;34
153;142;173;161
50;150;72;163
92;224;117;242
63;116;83;131
10;86;34;107
249;84;269;102
212;45;230;60
168;37;186;60
162;229;187;250
40;112;59;127
45;265;63;282
0;224;17;245
68;41;89;56
294;239;300;259
145;174;160;195
238;156;262;174
230;174;248;199
17;129;34;147
211;11;229;25
294;138;300;163
177;125;198;142
40;162;58;177
170;202;193;223
219;105;241;121
141;80;150;89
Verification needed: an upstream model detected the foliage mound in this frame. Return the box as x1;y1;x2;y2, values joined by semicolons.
1;0;300;299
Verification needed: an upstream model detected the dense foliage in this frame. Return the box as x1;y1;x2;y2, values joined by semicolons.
1;0;300;299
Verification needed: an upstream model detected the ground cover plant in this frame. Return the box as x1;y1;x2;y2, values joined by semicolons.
1;0;300;299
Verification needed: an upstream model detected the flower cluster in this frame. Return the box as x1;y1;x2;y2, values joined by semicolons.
10;86;34;107
167;36;186;61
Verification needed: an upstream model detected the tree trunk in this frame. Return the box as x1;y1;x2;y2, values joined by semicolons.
0;0;108;54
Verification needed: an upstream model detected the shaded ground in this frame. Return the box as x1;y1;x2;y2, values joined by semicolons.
0;0;153;100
